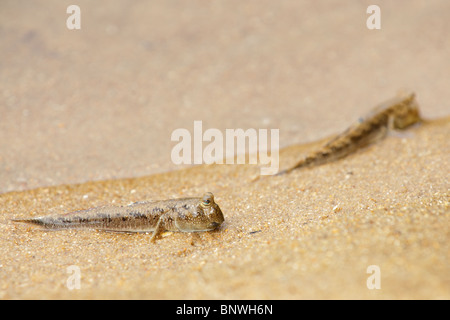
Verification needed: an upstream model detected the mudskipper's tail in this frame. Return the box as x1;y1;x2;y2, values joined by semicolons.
12;218;46;226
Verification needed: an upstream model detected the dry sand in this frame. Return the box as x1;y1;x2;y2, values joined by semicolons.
0;1;449;299
1;118;449;299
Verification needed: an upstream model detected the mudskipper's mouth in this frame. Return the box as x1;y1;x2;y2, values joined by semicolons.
210;221;221;229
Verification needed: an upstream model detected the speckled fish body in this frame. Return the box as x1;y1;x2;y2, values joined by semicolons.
13;192;224;241
279;92;421;174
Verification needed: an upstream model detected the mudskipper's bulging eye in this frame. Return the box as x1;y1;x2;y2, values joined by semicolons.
201;199;211;207
200;192;214;208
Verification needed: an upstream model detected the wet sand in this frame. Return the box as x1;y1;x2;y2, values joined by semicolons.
0;1;449;299
1;0;449;193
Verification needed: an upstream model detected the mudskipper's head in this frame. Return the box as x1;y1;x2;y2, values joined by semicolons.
176;192;225;232
393;93;421;129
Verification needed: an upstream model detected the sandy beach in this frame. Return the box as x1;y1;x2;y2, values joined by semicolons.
0;1;449;299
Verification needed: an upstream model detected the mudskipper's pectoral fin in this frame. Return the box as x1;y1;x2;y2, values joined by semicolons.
149;216;166;243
